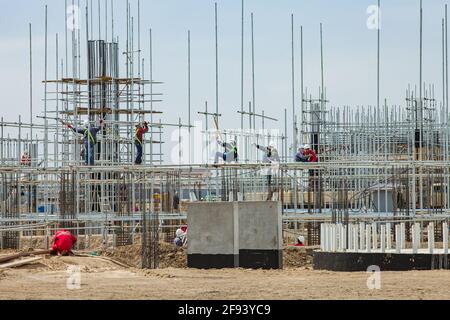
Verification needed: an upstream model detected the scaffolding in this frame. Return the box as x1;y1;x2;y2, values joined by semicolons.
3;1;450;268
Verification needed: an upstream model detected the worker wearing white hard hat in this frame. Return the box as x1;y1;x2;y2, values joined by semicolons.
253;143;280;164
174;228;187;247
214;139;239;164
252;143;281;200
295;144;318;163
295;235;306;247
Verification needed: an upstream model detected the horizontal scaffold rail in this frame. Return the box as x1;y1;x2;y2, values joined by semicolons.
0;160;448;174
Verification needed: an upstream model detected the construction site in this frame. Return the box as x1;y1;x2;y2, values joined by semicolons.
2;0;450;301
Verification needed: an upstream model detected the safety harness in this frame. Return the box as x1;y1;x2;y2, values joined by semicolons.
84;129;96;145
232;145;238;161
135;128;143;145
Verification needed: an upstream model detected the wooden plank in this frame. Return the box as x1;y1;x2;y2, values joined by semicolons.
75;254;132;269
0;250;49;264
0;257;43;269
0;253;25;264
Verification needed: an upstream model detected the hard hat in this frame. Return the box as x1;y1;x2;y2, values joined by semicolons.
303;144;311;150
298;236;305;244
176;229;184;238
83;120;89;128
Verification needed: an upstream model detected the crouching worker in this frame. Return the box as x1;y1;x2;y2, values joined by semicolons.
50;230;77;256
174;226;188;247
294;235;305;247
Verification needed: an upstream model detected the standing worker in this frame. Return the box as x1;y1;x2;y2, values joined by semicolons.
254;143;280;164
254;143;280;200
50;229;78;256
134;121;149;165
67;119;104;166
296;144;320;211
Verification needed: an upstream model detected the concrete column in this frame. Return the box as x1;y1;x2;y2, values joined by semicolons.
348;224;353;251
366;224;371;253
331;225;337;252
395;224;401;254
343;225;347;251
400;223;406;250
353;225;358;252
428;223;435;254
412;223;418;254
336;224;341;251
372;223;378;250
443;222;449;255
320;224;325;251
325;224;329;251
359;223;365;250
380;225;386;253
386;222;392;250
326;224;331;252
416;222;421;253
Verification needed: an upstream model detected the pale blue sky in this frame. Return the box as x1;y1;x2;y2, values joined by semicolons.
0;0;447;157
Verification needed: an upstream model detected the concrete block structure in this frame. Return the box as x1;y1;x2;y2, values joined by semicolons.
237;201;283;269
187;201;283;269
187;202;239;269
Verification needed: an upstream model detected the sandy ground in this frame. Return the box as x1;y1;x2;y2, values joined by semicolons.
1;252;450;300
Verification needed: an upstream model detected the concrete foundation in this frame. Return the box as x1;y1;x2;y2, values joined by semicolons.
187;201;283;269
313;251;450;271
187;202;239;269
237;201;283;269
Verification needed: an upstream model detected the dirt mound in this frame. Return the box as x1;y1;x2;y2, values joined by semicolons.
19;235;113;252
12;255;123;273
158;243;187;268
283;247;314;269
99;242;187;269
99;244;313;270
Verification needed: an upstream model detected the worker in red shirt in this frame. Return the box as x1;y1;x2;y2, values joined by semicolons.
134;122;149;165
302;144;318;163
20;152;32;166
50;230;77;256
294;236;306;247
